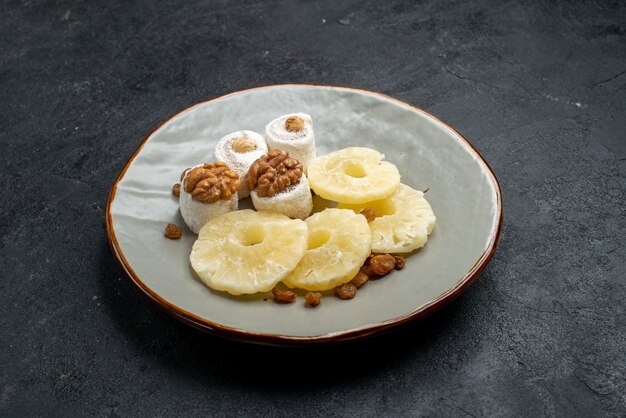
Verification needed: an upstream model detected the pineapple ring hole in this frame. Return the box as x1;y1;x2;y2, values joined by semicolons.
342;160;367;178
235;224;265;246
308;229;331;250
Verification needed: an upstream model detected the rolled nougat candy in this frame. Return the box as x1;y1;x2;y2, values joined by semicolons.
214;130;268;198
265;113;316;171
179;162;240;234
246;149;313;220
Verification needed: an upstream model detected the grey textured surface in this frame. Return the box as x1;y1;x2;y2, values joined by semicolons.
1;0;624;416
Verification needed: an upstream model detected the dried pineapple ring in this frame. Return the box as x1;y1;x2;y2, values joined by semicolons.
283;208;371;291
307;147;400;204
338;184;436;253
190;210;308;295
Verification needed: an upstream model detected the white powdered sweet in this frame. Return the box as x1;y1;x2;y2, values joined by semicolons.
179;166;238;234
214;130;268;198
250;173;313;220
265;113;316;170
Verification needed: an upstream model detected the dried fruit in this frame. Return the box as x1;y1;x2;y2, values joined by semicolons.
282;209;372;291
335;283;357;300
285;116;305;132
359;208;375;222
164;223;182;240
393;254;405;270
305;292;321;307
350;270;369;288
272;287;296;303
368;254;396;276
338;184;436;253
307;147;400;204
172;183;181;197
246;149;303;197
190;210;308;295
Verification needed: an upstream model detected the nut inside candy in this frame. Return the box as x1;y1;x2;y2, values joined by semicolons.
285;116;305;132
232;137;257;153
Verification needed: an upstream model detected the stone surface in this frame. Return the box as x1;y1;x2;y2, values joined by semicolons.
1;0;624;416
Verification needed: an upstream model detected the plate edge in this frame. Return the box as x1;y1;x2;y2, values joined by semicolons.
105;83;504;346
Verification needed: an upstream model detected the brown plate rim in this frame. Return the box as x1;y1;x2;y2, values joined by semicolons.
105;84;504;346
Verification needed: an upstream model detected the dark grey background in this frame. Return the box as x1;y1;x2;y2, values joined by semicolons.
1;0;624;416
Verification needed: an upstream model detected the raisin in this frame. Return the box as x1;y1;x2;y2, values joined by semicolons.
164;223;182;240
350;271;369;288
393;254;406;270
335;283;357;300
272;287;296;303
305;292;321;307
369;254;396;276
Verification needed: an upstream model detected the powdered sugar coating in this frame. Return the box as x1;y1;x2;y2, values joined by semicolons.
250;173;313;220
214;130;268;198
265;113;316;170
179;165;238;234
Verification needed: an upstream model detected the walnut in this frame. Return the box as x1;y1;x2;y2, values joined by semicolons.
232;137;257;153
172;183;180;197
335;283;357;300
183;162;240;203
359;208;376;222
246;149;303;197
305;292;321;307
285;116;305;132
180;167;191;181
272;287;296;303
164;223;182;239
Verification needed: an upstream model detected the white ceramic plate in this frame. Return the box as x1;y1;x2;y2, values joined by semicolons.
106;85;502;345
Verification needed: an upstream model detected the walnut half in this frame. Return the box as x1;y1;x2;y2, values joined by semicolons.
246;149;303;197
183;162;241;203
